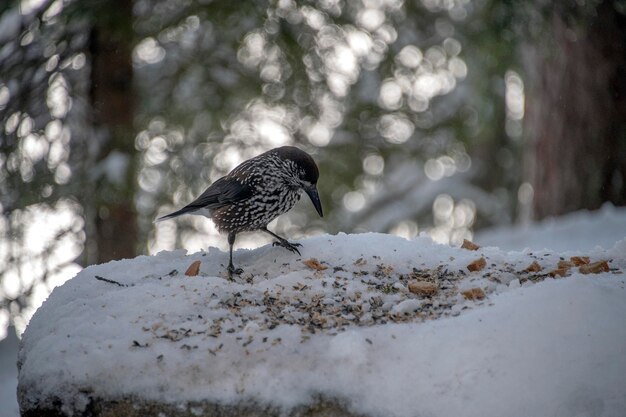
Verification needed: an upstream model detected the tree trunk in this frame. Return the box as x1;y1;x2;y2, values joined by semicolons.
88;0;137;263
525;2;626;220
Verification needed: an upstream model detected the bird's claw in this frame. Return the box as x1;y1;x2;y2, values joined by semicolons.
273;240;302;255
227;265;244;280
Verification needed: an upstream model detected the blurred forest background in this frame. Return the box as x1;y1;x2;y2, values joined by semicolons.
1;0;625;337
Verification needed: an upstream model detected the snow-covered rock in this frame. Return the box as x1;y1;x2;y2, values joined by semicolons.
17;233;626;416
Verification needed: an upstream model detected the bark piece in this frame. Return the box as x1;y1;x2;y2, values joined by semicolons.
548;268;569;278
579;261;609;274
185;261;201;277
467;257;486;272
523;261;542;273
461;239;480;251
557;260;574;269
570;256;590;266
303;258;328;271
408;280;438;297
461;288;485;301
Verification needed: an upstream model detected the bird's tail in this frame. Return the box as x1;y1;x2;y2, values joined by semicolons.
154;206;200;223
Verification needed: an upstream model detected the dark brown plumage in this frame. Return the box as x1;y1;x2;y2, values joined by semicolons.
156;146;323;278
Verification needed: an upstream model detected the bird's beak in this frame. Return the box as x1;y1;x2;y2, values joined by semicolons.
305;186;323;217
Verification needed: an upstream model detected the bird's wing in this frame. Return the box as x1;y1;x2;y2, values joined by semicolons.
155;176;252;222
190;176;252;208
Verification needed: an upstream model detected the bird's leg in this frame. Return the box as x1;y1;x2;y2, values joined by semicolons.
262;227;301;256
227;232;243;279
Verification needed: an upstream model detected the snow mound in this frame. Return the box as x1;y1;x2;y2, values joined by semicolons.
477;203;626;252
17;233;626;417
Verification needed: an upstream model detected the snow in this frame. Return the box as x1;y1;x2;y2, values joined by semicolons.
476;203;626;252
17;220;626;416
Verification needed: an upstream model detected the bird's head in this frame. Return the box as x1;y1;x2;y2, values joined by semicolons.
275;146;323;217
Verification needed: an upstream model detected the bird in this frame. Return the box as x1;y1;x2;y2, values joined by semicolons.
156;146;323;278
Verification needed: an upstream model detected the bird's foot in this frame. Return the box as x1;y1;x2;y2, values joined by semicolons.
272;239;302;255
227;264;244;280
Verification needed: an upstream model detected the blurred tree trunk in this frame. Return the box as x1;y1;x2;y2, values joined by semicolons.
525;2;626;220
88;0;138;263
